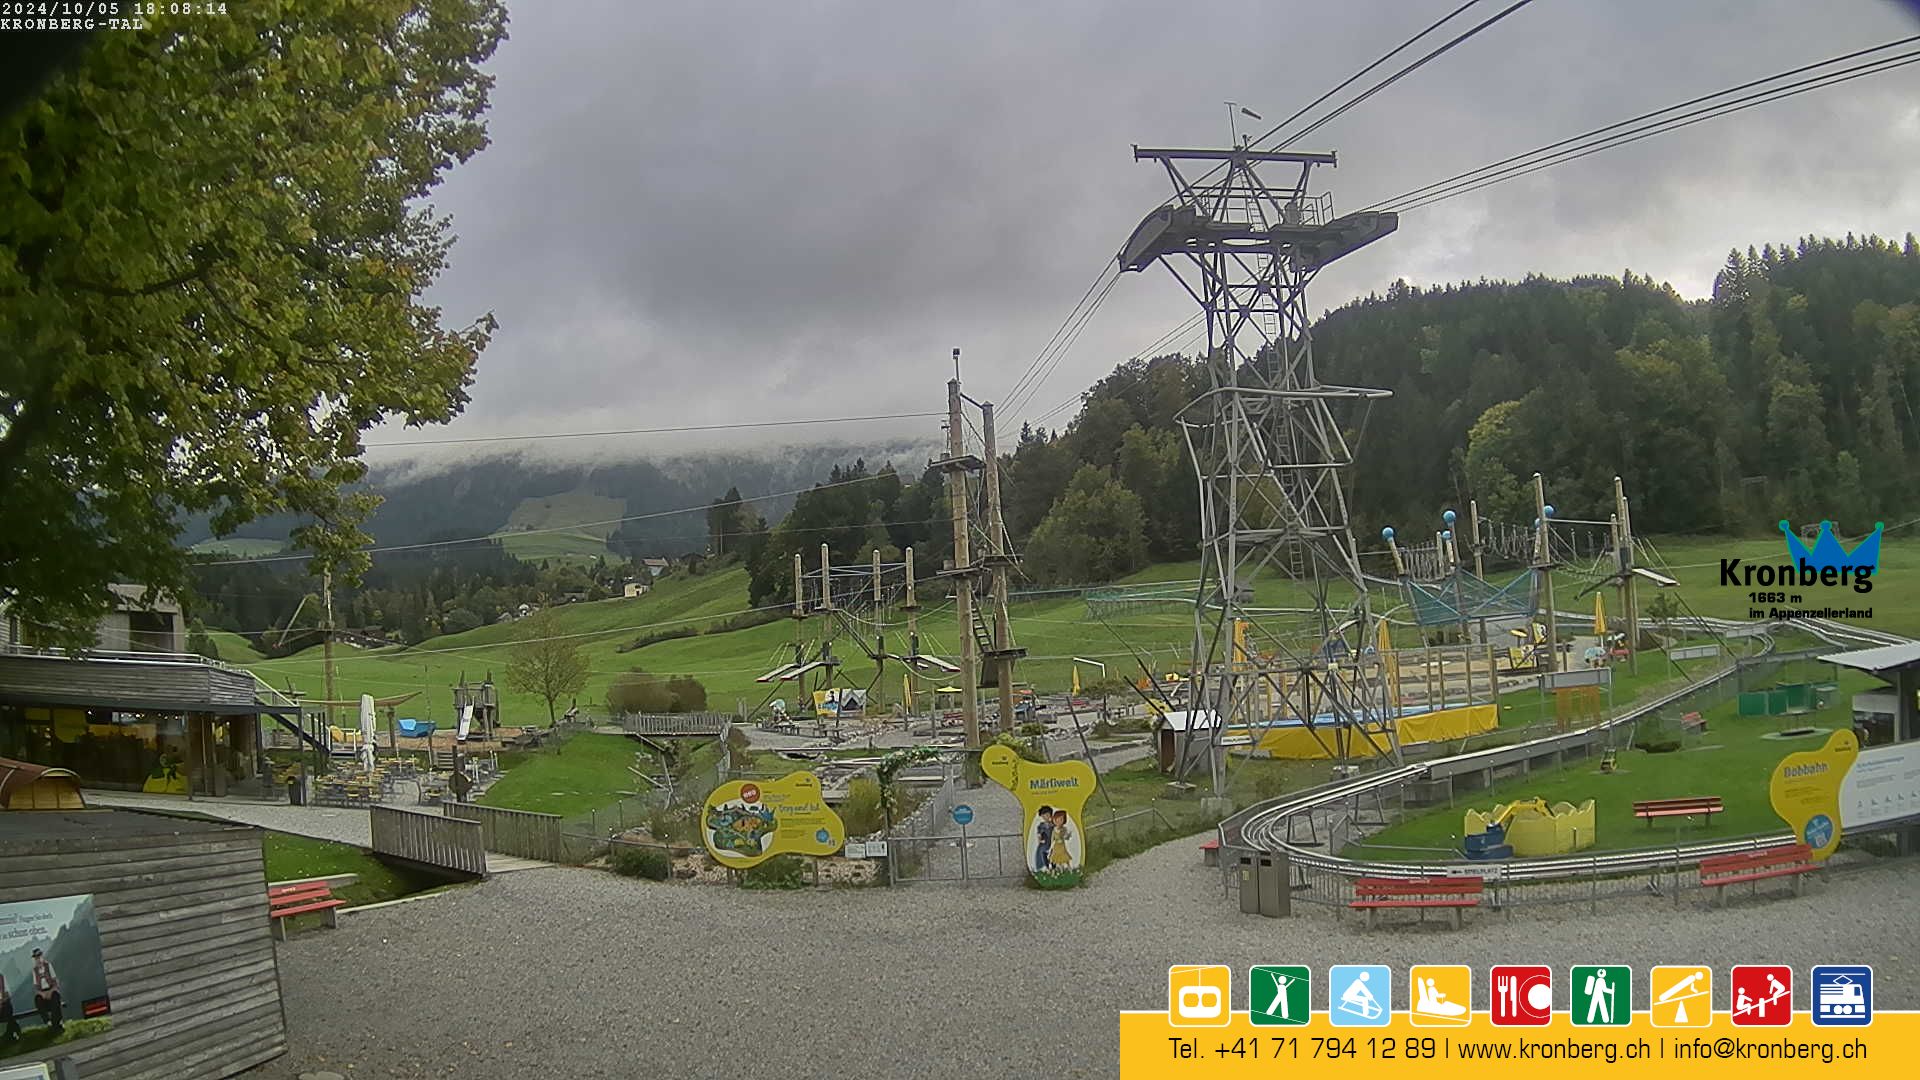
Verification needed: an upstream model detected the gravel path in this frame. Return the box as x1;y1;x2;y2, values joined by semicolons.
257;840;1919;1080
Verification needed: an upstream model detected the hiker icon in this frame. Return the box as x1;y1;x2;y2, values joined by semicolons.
1328;965;1390;1027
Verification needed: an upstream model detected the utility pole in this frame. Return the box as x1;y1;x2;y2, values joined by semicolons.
1615;475;1638;675
980;401;1024;733
321;568;337;729
936;353;982;750
1533;473;1557;677
903;546;919;725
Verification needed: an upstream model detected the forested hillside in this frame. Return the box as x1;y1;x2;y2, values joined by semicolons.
743;233;1920;593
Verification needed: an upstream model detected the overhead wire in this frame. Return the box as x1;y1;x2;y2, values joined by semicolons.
364;411;944;449
196;470;907;566
1368;35;1920;213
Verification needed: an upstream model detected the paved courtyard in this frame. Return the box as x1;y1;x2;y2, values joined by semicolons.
257;840;1919;1079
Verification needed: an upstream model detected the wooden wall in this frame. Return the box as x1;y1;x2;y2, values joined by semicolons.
0;812;286;1079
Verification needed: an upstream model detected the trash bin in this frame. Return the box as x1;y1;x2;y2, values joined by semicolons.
1256;852;1291;918
287;774;306;806
1237;856;1261;915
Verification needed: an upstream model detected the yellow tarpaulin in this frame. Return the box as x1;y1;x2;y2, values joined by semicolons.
1593;592;1607;635
1256;703;1498;759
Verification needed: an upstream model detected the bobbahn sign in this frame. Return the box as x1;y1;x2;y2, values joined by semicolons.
701;772;846;869
981;744;1097;889
1769;731;1920;858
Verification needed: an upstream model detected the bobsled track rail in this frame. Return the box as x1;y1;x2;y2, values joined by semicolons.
1217;616;1915;909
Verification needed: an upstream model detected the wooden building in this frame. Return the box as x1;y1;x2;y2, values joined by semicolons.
0;810;288;1078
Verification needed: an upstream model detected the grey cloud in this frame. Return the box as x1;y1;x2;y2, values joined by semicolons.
411;0;1920;450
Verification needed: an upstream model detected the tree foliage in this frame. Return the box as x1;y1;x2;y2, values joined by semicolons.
503;610;589;725
0;2;507;644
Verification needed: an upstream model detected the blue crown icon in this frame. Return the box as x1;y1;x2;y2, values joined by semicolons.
1779;520;1883;573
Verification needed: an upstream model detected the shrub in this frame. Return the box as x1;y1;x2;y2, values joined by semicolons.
840;777;884;836
441;607;483;635
606;669;712;714
609;845;672;880
740;854;806;889
724;725;751;756
1632;717;1682;754
646;804;697;845
989;731;1046;763
1017;721;1046;737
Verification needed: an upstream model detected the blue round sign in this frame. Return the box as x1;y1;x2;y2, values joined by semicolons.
815;827;832;844
951;804;975;826
1804;814;1833;850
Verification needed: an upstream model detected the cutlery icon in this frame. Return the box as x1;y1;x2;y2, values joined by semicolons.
1496;974;1511;1014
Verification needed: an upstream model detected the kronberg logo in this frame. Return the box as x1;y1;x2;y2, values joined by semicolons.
1720;520;1881;621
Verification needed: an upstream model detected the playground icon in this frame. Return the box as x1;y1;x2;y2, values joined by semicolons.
1570;966;1631;1027
1649;966;1712;1027
1731;965;1793;1026
1167;965;1232;1028
1327;965;1390;1027
1811;966;1872;1026
1249;965;1311;1026
1408;965;1471;1027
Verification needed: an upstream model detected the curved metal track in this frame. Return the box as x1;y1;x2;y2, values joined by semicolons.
1221;615;1905;886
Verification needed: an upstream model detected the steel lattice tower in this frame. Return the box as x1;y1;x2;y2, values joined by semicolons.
1118;144;1399;784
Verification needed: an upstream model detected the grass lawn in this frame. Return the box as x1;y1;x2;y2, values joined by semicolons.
479;732;647;818
1352;669;1880;859
492;489;625;562
260;831;442;907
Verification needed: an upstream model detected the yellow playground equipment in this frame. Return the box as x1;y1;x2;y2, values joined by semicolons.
1463;798;1597;858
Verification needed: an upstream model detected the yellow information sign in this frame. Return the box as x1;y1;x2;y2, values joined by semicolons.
701;771;845;868
1767;729;1858;860
981;743;1097;886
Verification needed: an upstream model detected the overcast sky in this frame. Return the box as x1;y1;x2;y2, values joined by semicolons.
385;0;1920;461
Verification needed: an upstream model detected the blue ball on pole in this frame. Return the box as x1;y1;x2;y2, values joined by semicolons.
1543;504;1556;518
1381;527;1395;541
1443;509;1456;526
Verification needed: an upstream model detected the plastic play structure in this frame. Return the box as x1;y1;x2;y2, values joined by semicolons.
1463;797;1597;859
397;718;436;739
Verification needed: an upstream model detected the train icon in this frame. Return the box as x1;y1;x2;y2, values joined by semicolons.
1812;966;1873;1027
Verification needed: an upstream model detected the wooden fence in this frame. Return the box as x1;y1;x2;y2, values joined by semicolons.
443;800;564;862
370;805;486;876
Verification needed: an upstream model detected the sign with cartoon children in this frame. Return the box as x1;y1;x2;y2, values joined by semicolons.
701;772;846;869
980;743;1097;888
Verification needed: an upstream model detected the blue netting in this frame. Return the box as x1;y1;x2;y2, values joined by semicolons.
1400;569;1535;627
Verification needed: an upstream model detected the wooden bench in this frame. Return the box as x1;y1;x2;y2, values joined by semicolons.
1350;876;1483;930
1199;838;1220;867
1633;796;1723;826
1698;843;1818;905
268;880;348;940
1680;711;1707;734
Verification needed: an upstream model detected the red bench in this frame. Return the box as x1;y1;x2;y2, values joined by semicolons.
1680;711;1706;734
268;880;347;940
1633;796;1723;826
1199;838;1220;867
1698;843;1818;905
1350;876;1483;930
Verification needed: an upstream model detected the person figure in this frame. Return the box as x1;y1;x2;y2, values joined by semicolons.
1;972;20;1041
1736;986;1753;1017
1048;809;1074;870
1340;970;1381;1020
1766;972;1787;1009
30;948;61;1036
1032;805;1054;872
1585;969;1614;1024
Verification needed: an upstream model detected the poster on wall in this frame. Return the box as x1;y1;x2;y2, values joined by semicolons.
0;893;113;1061
1840;739;1920;828
701;772;846;869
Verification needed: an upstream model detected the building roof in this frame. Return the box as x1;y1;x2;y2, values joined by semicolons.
1156;709;1220;732
1820;642;1920;675
0;757;82;809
